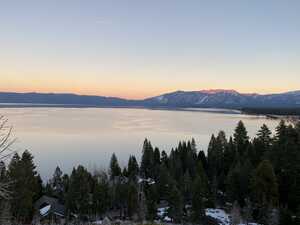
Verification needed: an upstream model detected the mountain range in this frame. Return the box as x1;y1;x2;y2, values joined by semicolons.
0;89;300;109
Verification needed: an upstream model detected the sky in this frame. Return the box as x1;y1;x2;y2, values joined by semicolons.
0;0;299;99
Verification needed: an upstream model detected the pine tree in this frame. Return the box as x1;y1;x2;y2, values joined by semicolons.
92;171;110;216
198;150;208;173
109;153;121;180
257;124;272;147
157;164;172;200
191;175;205;223
153;147;161;181
8;151;41;222
127;182;138;219
168;185;183;223
223;137;236;174
252;160;278;223
226;159;253;207
252;124;273;165
127;155;139;182
140;139;154;178
182;171;192;202
191;138;197;154
275;120;287;143
66;165;93;217
145;184;158;221
0;161;11;224
234;121;249;157
207;134;217;181
226;162;241;204
51;166;64;201
153;147;161;164
161;150;169;167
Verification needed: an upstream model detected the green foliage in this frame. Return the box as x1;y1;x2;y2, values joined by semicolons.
92;172;110;215
145;184;158;221
141;139;154;179
167;184;183;223
127;155;139;182
109;153;121;180
234;120;249;156
226;160;253;207
127;182;138;218
8;151;42;222
191;175;205;223
252;160;278;206
66;165;93;217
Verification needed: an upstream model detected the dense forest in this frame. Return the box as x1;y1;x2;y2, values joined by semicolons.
0;120;300;225
242;107;300;116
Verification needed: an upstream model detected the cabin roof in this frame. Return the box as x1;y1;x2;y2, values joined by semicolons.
34;195;65;218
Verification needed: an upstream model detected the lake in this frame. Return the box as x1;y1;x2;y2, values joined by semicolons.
0;107;279;179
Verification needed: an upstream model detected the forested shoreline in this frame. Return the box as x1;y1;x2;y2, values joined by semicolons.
0;120;300;225
242;107;300;117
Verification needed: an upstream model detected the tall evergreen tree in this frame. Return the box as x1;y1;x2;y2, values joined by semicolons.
233;121;249;157
140;139;154;178
168;185;183;223
66;165;93;217
198;150;208;174
8;151;41;222
109;153;121;180
252;124;273;165
252;160;278;223
257;124;272;146
126;182;138;219
51;166;64;201
223;137;236;174
127;155;139;182
191;138;197;154
182;171;192;202
191;175;205;223
92;171;110;216
145;184;158;221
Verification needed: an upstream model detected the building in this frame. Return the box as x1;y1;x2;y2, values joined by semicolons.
33;195;66;224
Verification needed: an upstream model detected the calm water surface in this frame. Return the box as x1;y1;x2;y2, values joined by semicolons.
0;108;279;179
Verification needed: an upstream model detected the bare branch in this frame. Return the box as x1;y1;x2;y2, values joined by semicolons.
0;182;12;199
0;116;16;200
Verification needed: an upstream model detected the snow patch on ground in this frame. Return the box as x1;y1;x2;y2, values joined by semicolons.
138;177;156;185
157;207;171;222
163;216;172;222
205;208;260;225
206;208;230;225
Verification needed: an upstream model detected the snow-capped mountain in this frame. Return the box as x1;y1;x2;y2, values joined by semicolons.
0;89;299;109
142;89;300;108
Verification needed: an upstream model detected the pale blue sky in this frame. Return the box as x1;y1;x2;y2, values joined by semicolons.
0;0;299;98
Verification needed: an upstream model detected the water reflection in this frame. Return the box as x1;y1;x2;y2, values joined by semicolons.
0;108;279;179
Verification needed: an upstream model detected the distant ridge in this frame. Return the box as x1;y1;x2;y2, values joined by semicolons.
0;92;137;107
0;90;300;109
